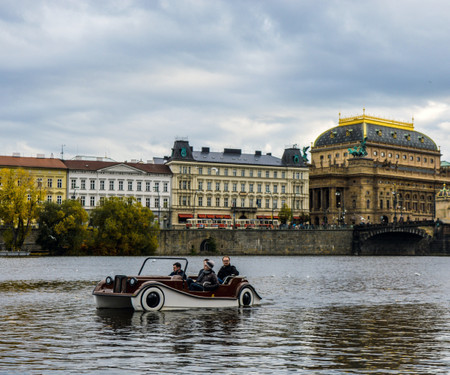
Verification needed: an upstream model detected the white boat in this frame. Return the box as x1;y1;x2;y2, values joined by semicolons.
93;257;261;311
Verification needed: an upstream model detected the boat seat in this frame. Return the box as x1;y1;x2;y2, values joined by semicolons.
222;275;235;285
171;275;183;280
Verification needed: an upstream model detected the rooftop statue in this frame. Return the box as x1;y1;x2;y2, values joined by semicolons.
348;137;368;157
302;146;309;162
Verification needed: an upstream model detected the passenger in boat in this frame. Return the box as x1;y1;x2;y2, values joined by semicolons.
217;256;239;283
169;262;186;279
188;260;219;291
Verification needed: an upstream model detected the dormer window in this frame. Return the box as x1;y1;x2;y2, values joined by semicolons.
346;129;353;136
375;129;382;136
391;131;397;139
330;131;337;138
405;134;411;141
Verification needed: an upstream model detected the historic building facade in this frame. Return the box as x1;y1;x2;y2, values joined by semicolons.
64;157;172;227
309;111;446;225
0;155;68;203
165;140;309;228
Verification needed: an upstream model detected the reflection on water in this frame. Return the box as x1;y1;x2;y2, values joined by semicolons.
0;256;449;374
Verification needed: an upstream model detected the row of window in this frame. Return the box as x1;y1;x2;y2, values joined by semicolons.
180;165;304;180
320;152;435;164
36;178;63;188
180;181;305;194
178;196;304;210
70;179;169;193
77;196;170;208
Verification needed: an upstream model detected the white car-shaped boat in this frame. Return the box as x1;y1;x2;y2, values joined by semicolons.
93;257;261;311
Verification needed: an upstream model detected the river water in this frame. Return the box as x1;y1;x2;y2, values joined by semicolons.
0;256;449;374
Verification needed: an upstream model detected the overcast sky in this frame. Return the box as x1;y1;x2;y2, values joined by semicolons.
2;0;450;162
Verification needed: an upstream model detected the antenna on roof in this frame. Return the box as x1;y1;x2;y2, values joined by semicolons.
61;144;66;160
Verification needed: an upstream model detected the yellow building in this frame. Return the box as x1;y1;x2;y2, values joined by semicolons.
0;155;68;203
166;140;309;228
310;110;445;225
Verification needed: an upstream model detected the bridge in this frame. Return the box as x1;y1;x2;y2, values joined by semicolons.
352;220;446;255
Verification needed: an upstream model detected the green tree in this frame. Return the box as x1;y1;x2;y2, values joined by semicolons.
0;168;44;251
37;200;89;255
89;197;159;255
278;203;292;225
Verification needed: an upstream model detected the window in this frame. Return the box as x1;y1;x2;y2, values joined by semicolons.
273;185;278;193
216;182;220;191
109;180;115;190
146;181;151;191
80;179;86;189
137;198;141;204
198;197;203;207
137;181;142;191
381;152;385;157
266;171;270;178
57;195;62;204
100;180;105;190
90;197;95;207
273;199;278;209
224;198;228;207
265;184;270;193
241;170;245;177
231;198;237;207
249;183;254;193
257;184;262;193
207;182;212;191
281;185;286;193
71;179;76;189
198;181;203;190
265;199;270;208
256;199;261;208
241;198;245;207
402;155;406;160
257;170;262;178
57;179;62;188
233;169;237;176
224;183;229;192
154;182;160;192
274;171;277;178
198;167;203;175
146;198;150;208
47;179;53;188
373;151;378;156
207;197;212;207
47;195;52;202
216;197;220;206
154;198;160;208
163;198;168;208
128;181;133;191
241;183;245;192
163;182;168;192
282;172;285;178
90;180;95;190
224;168;228;176
118;181;124;191
249;170;254;177
80;196;86;206
232;183;237;192
395;154;399;159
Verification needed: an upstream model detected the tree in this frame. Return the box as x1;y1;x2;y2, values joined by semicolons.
89;197;159;255
0;168;44;251
37;200;89;255
278;203;292;225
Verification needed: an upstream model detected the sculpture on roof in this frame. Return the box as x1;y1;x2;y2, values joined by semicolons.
348;137;368;157
302;146;309;162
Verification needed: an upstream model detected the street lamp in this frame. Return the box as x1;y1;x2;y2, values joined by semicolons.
335;190;341;226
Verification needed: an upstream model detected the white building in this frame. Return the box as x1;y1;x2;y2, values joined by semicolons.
64;157;172;228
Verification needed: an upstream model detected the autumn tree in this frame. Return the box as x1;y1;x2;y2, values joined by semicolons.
89;197;159;255
37;200;89;255
278;203;292;225
0;168;45;251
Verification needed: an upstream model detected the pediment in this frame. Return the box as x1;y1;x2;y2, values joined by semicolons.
98;164;145;174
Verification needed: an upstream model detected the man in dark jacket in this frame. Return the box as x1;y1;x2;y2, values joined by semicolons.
169;262;186;279
217;256;239;283
188;260;219;291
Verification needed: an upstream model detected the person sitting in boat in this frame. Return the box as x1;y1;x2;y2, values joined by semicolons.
169;262;186;280
188;260;219;291
217;256;239;283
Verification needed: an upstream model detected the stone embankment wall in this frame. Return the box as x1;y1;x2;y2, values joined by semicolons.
157;229;354;256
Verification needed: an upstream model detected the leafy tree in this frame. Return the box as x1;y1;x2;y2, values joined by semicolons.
37;200;89;255
89;197;159;255
0;168;44;251
278;203;292;225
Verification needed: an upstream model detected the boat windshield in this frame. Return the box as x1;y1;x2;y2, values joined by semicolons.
138;257;189;276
